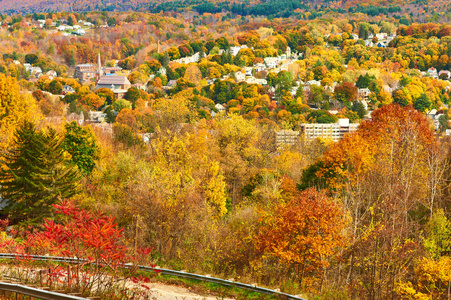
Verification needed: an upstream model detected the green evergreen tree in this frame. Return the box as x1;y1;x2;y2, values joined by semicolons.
0;121;81;224
162;52;170;68
413;93;431;113
351;101;367;119
63;122;99;176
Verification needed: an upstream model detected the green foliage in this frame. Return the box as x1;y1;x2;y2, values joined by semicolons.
275;71;293;101
48;79;63;95
351;101;367;119
423;209;451;258
307;110;338;123
0;121;80;224
355;73;376;89
439;114;449;131
124;86;141;103
298;160;329;191
63;121;99;176
25;53;39;65
413;93;431;112
113;99;132;112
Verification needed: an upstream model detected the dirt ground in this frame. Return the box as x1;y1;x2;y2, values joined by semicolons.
145;282;235;300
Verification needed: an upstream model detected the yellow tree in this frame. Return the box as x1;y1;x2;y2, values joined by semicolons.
184;64;202;85
0;75;42;150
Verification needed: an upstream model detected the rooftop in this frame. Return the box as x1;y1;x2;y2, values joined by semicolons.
97;75;131;86
76;64;95;67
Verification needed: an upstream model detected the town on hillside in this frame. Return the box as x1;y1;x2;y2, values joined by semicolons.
1;7;451;300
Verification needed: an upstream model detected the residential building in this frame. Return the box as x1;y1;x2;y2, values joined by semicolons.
276;130;301;149
358;88;371;101
75;64;96;81
103;67;123;75
215;103;226;114
235;71;245;82
244;67;253;77
286;46;291;58
62;85;75;94
264;57;279;69
427;67;438;79
376;33;387;40
46;70;57;79
439;70;451;79
245;77;267;85
88;111;106;123
301;119;359;142
95;75;131;99
231;45;248;56
73;29;85;36
67;112;84;125
254;63;266;72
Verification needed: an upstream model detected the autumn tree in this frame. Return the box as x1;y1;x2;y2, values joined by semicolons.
303;104;437;299
334;82;358;106
0;75;41;150
48;79;63;95
184;65;202;85
81;93;105;110
95;88;115;105
256;188;349;287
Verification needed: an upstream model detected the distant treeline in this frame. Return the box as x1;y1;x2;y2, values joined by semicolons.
149;0;401;18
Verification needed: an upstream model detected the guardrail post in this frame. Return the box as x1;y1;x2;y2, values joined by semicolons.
16;291;23;300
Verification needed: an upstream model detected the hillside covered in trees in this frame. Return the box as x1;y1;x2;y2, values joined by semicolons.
0;0;450;22
1;5;451;300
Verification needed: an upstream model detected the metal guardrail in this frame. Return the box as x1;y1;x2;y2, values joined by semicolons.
0;282;88;300
0;253;307;300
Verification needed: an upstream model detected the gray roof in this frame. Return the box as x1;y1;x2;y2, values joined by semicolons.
97;75;131;85
76;64;95;67
104;67;123;71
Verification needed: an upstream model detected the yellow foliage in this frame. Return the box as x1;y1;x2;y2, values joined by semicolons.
205;161;227;217
0;75;42;150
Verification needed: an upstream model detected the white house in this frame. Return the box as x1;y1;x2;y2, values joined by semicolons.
231;45;248;56
427;67;438;79
358;88;371;101
306;80;321;87
30;67;42;76
376;33;387;40
73;29;85;36
254;63;266;72
173;52;200;64
439;70;451;79
244;67;253;77
62;85;76;94
215;103;226;113
157;67;166;76
235;71;245;83
264;57;279;69
245;77;267;85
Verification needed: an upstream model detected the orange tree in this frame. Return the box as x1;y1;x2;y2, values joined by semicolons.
255;188;349;288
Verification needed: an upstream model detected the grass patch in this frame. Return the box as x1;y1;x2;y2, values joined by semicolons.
142;272;291;300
